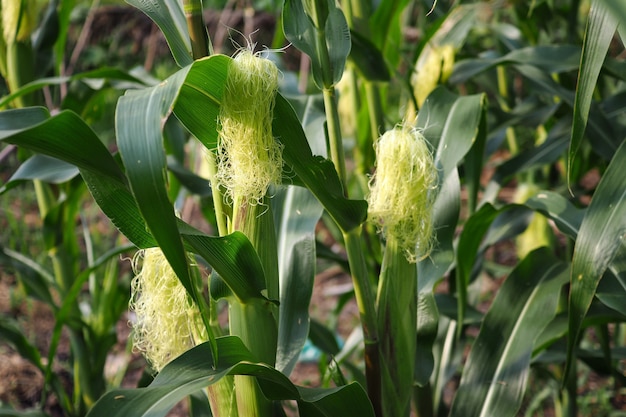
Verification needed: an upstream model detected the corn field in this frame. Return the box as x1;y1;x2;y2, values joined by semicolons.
1;0;626;416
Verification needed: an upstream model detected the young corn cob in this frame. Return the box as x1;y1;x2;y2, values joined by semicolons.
215;48;282;417
412;44;455;108
368;125;438;262
130;248;207;372
368;125;438;417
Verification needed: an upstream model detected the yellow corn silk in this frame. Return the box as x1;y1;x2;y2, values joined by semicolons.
2;0;36;43
130;248;206;372
368;126;438;262
216;49;282;204
412;44;455;108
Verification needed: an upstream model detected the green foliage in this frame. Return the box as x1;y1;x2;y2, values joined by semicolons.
1;0;625;416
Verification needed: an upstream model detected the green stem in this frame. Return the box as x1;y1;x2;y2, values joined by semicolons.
344;228;382;417
206;151;229;237
365;82;385;143
413;383;434;417
183;0;212;58
323;87;347;186
229;197;278;417
314;9;381;410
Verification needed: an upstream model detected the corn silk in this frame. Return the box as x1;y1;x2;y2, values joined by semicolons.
368;126;438;262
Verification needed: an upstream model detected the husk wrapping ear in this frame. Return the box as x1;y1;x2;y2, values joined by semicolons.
367;126;437;262
412;44;455;107
130;248;206;372
2;0;36;43
216;49;282;204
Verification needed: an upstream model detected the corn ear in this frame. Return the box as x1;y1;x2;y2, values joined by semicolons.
130;248;207;372
367;125;437;262
216;49;282;205
412;44;455;109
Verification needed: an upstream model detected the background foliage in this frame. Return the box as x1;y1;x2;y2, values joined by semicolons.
1;0;625;416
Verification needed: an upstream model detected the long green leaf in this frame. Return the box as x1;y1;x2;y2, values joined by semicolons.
274;185;323;375
450;248;569;417
565;139;626;379
568;0;618;187
602;0;626;22
450;45;582;85
116;68;193;296
415;171;460;385
0;108;125;182
417;88;486;179
87;336;374;417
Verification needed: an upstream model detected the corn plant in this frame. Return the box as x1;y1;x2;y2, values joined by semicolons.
1;0;626;416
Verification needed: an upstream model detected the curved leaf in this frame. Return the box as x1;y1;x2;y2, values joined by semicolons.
126;0;192;67
0;154;78;193
450;248;569;417
283;0;350;88
348;30;390;81
116;68;194;296
568;0;618;186
87;336;374;417
0;108;125;182
566;139;626;379
450;45;582;85
417;88;486;179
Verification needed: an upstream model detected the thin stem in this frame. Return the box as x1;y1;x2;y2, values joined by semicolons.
344;228;382;417
365;82;385;141
206;151;229;236
323;87;347;186
183;0;212;58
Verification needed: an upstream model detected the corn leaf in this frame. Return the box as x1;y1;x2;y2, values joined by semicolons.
0;154;78;193
86;336;374;417
126;0;192;67
565;139;626;379
417;87;486;334
0;108;125;182
568;0;618;186
415;170;460;385
283;0;350;88
0;247;55;305
116;67;194;299
0;107;270;305
523;191;584;239
602;0;626;21
348;30;390;81
273;185;323;375
450;45;582;84
417;87;486;179
450;248;569;417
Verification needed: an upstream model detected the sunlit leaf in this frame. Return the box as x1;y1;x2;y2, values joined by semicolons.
568;0;618;187
87;336;374;417
450;248;569;417
566;139;626;379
